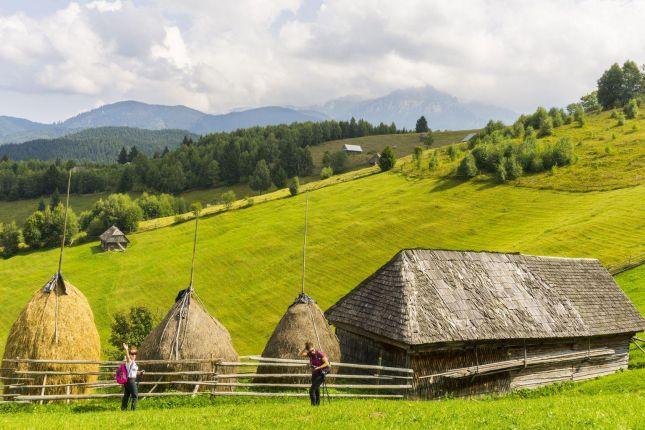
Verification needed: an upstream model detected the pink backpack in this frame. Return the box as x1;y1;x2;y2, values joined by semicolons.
115;363;128;385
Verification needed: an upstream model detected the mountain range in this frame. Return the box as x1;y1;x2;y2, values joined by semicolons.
0;86;517;153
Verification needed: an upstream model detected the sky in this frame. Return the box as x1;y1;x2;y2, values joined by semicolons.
0;0;643;123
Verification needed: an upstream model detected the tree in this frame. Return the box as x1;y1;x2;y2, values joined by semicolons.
624;98;639;119
289;177;300;196
85;194;143;236
413;146;423;167
117;147;129;164
328;151;348;174
220;190;236;209
415;116;429;133
320;167;333;179
457;154;478;178
538;117;554;137
423;129;434;148
49;189;61;209
249;160;272;193
128;146;140;162
580;91;600;113
37;198;46;212
271;164;287;188
378;146;396;171
23;204;79;249
109;306;155;354
620;60;643;105
597;63;624;109
0;222;22;258
573;106;586;127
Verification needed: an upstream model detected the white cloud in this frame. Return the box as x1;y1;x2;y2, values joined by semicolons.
86;0;123;12
0;0;643;122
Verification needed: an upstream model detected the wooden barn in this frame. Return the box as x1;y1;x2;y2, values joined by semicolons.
99;225;129;251
325;249;645;399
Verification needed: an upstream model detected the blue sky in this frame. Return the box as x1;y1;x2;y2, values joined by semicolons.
0;0;643;123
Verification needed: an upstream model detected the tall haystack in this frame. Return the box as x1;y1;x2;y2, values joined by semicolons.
138;289;238;391
2;168;101;396
1;275;101;395
258;196;340;377
138;213;238;391
258;292;340;375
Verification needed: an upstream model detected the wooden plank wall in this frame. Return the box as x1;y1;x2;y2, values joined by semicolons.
336;328;632;399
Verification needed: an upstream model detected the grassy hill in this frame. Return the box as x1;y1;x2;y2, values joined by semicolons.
0;108;643;356
0;130;468;225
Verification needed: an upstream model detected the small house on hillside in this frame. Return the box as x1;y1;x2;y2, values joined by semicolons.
326;249;645;399
99;225;130;252
343;144;363;154
461;133;477;142
368;153;381;166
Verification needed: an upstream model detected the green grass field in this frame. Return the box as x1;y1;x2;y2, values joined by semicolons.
0;130;468;225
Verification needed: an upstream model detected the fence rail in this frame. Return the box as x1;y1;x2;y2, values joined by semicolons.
1;355;413;404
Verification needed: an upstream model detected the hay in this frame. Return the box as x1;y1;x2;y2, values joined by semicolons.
1;276;101;395
138;290;238;391
258;293;340;378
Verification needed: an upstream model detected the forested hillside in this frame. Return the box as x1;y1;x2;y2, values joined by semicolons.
0;127;194;162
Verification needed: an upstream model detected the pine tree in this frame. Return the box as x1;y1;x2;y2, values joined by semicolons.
128;146;140;162
378;146;396;171
415;116;429;133
249;160;272;193
117;147;129;164
49;189;60;209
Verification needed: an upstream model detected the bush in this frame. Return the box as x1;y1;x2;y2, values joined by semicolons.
423;130;435;148
23;204;79;249
378;146;396;171
616;113;625;126
108;306;156;357
550;137;576;167
289;177;300;196
503;155;523;180
573;107;585;126
446;145;458;161
538;117;554;137
220;190;236;209
0;222;22;258
495;162;507;183
457;154;478;178
84;194;142;237
136;193;183;220
624;99;639;119
427;152;439;170
325;151;348;174
320;166;333;180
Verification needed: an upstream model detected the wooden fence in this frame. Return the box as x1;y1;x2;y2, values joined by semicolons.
0;356;413;404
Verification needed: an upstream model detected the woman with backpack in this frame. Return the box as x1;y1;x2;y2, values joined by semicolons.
120;343;144;411
300;341;330;406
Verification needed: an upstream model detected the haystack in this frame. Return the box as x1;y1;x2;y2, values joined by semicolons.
1;274;101;395
138;289;238;391
257;292;340;377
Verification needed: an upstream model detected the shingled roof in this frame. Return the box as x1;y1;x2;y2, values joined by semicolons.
325;250;645;346
99;225;129;243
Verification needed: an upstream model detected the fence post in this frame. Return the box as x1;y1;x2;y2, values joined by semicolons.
40;374;47;405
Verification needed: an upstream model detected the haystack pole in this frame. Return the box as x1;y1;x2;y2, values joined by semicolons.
1;168;101;395
257;195;340;377
138;210;238;391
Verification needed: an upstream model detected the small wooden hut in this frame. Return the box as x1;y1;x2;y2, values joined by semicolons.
99;225;129;251
325;249;645;399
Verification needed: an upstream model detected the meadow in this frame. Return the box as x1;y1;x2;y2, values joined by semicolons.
0;129;466;226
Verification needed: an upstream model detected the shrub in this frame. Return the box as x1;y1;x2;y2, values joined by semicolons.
84;194;142;236
320;166;333;180
0;222;22;258
23;204;79;249
446;145;458;161
550;137;576;166
495;162;507;183
220;190;236;209
503;155;523;180
573;107;585;126
457;154;478;178
327;151;348;174
413;146;423;164
423;130;434;148
109;306;156;357
378;146;396;171
616;112;625;126
427;153;439;170
624;98;639;119
538;117;554;137
289;177;300;196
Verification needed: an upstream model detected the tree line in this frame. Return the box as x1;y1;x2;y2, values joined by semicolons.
0;118;401;201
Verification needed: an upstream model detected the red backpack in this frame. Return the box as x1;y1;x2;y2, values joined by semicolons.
115;363;128;385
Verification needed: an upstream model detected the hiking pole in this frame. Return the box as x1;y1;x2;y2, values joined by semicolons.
323;377;331;404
